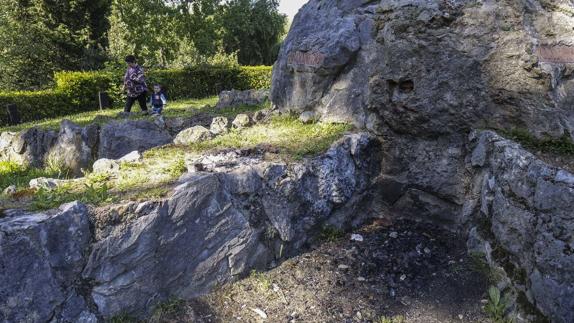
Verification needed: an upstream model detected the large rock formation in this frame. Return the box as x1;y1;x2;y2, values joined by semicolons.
272;0;574;139
0;202;96;323
0;133;382;320
467;130;574;323
98;120;173;159
272;0;574;321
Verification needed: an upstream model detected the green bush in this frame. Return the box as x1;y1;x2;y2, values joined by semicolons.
0;90;74;125
54;71;117;110
0;66;272;126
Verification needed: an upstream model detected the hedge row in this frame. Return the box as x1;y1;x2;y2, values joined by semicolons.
0;66;272;126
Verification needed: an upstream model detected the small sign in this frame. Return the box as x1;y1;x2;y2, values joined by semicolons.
537;45;574;64
287;51;326;67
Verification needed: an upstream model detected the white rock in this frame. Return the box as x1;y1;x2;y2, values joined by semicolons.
174;126;214;145
29;177;60;190
92;158;120;174
299;111;316;124
118;151;142;163
232;114;252;129
3;185;16;195
250;308;268;319
350;233;364;242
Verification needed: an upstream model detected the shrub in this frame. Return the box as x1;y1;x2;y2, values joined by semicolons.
0;66;272;126
0;90;74;125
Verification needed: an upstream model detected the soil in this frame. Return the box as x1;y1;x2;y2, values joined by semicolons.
153;219;491;323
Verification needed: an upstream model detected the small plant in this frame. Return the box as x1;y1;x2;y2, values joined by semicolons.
163;158;187;178
378;315;406;323
485;286;514;323
250;270;272;292
109;313;139;323
31;182;114;210
149;299;186;322
319;225;345;242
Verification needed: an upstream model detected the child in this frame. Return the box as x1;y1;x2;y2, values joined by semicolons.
149;84;167;115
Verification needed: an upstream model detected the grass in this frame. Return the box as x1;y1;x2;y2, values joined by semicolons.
186;115;352;160
249;270;272;293
319;225;345;242
0;97;218;133
378;315;406;323
500;128;574;156
0;160;71;191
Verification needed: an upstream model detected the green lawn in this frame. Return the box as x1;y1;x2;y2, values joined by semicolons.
0;96;219;133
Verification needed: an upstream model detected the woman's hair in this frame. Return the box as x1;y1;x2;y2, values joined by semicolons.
125;55;137;63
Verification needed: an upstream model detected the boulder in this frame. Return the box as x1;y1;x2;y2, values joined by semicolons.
0;202;94;322
0;128;57;168
209;116;230;135
271;0;574;139
92;158;120;174
174;126;214;145
46;120;99;176
232;114;252;129
98;120;173;160
216;89;269;109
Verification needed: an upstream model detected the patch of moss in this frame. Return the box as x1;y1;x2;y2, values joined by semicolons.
500;128;574;156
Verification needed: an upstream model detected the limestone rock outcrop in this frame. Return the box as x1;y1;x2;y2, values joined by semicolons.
271;1;574;321
0;202;95;323
0;133;382;320
272;0;574;139
467;130;574;323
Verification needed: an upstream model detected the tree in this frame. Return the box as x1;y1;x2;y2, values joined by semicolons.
0;0;111;90
108;0;181;68
218;0;286;66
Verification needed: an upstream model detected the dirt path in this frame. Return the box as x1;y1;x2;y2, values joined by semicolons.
151;219;491;323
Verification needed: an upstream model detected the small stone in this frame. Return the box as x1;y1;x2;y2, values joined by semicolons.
250;308;268;319
350;233;364;242
424;247;431;254
174;126;214;145
389;232;399;238
357;277;366;281
29;177;60;190
92;158;120;174
299;111;316;124
118;151;143;163
458;314;464;320
3;185;16;196
210;116;231;135
232;114;252;129
338;264;350;270
400;274;406;281
253;109;269;123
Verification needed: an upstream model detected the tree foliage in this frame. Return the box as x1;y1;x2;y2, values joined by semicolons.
218;0;287;65
0;0;286;90
0;0;111;90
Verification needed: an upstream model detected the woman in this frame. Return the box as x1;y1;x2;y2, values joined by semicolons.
123;55;149;114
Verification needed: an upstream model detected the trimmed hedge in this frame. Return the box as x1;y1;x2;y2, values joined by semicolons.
0;66;272;126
